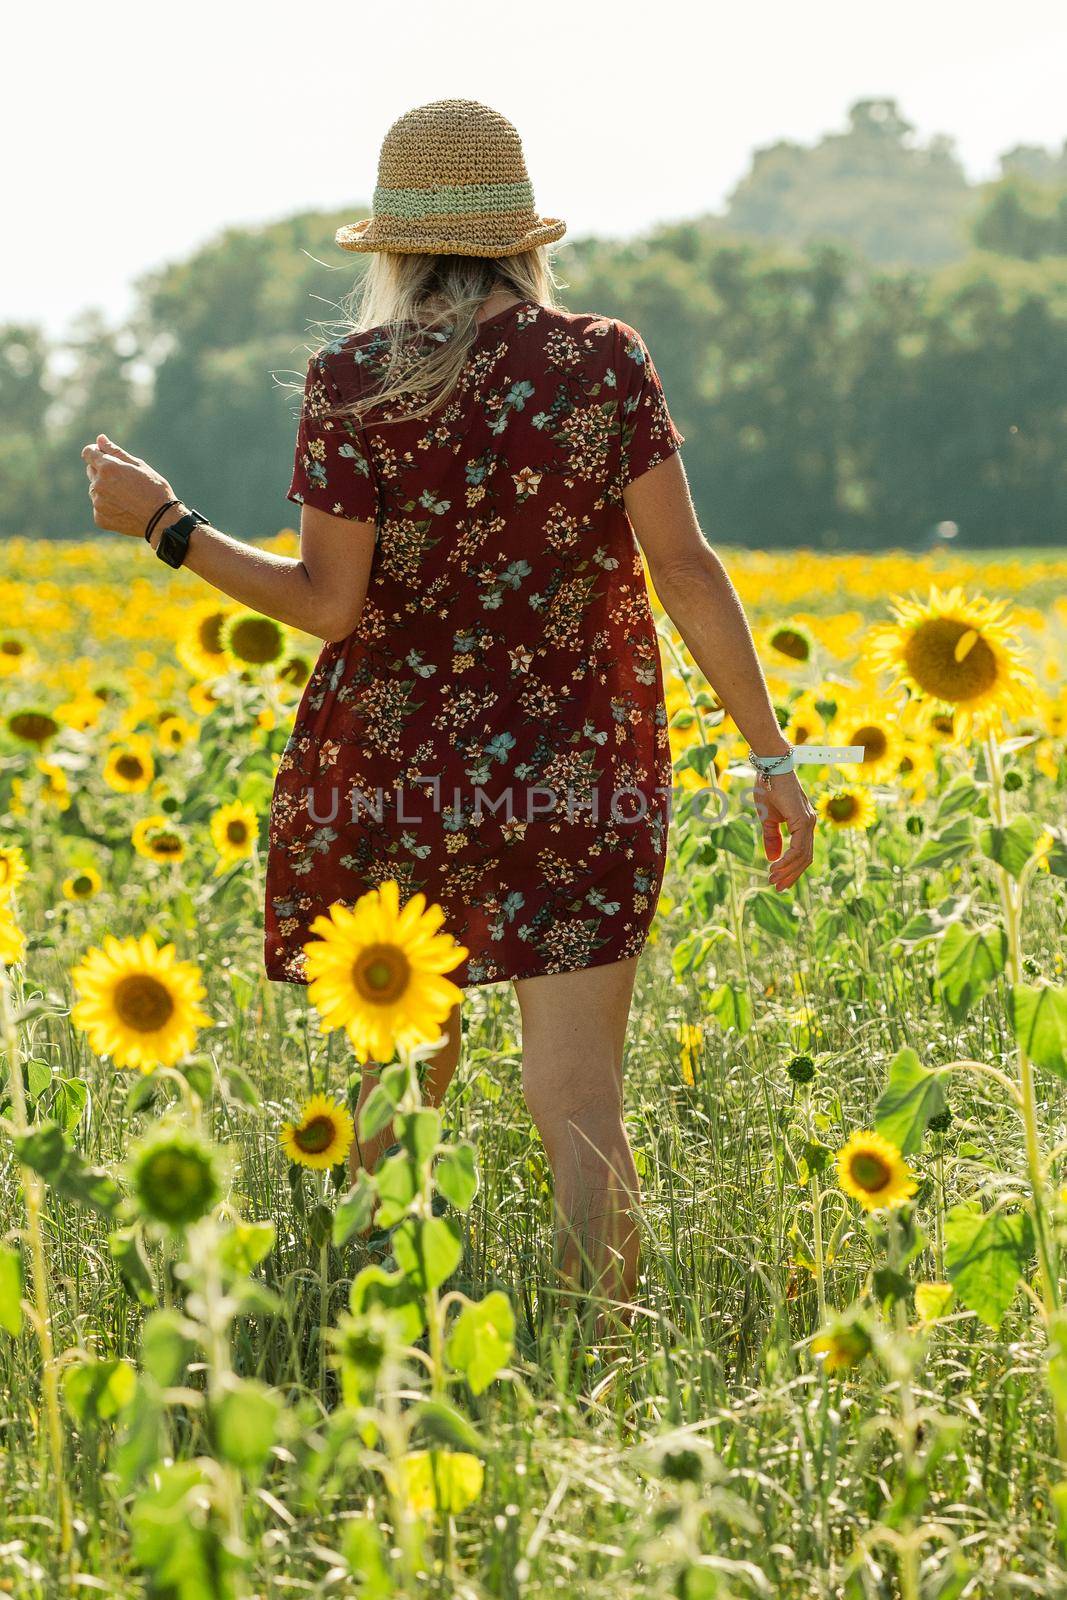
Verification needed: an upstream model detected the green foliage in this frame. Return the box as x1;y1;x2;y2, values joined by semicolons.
874;1047;948;1155
1010;984;1067;1078
445;1291;515;1396
944;1203;1034;1328
0;1244;23;1336
936;923;1008;1022
9;105;1067;550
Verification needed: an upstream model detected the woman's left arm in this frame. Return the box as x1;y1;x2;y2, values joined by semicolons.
81;434;375;645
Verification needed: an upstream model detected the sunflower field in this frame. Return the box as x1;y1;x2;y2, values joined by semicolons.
2;532;1067;1598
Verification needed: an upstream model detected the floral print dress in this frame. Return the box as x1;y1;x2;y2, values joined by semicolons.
265;299;685;988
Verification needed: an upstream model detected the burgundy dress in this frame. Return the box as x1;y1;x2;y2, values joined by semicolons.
265;300;685;988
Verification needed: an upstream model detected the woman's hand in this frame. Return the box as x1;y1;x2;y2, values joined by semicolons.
755;770;817;892
81;434;179;538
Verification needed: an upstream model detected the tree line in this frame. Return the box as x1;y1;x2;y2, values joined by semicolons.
3;100;1066;549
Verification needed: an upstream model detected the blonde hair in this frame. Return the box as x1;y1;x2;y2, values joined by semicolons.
319;246;565;427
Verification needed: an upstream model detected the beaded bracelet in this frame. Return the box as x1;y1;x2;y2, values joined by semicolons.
144;498;180;544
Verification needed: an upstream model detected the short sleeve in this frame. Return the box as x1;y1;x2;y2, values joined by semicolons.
615;321;685;488
287;353;379;526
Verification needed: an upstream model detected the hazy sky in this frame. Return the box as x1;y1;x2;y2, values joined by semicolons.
8;0;1065;337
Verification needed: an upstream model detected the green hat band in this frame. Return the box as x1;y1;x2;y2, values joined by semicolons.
372;180;536;221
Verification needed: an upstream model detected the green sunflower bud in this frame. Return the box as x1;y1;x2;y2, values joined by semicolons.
128;1124;224;1231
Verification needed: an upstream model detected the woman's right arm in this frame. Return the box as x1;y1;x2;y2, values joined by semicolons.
624;453;817;892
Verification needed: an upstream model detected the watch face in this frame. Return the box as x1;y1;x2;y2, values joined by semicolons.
158;525;190;568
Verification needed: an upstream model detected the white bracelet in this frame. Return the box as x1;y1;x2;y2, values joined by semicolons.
747;747;795;778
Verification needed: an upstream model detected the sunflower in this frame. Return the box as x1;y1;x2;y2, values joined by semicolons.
278;651;314;689
71;933;212;1072
129;1123;224;1229
157;715;199;751
36;760;72;811
811;1315;872;1374
8;709;59;747
836;1130;917;1213
304;881;467;1064
783;689;827;749
0;845;29;901
870;585;1035;739
210;800;258;873
827;691;904;782
222;610;289;669
0;637;28;675
815;785;876;831
132;816;186;863
177;603;235;679
767;619;815;665
55;695;103;732
279;1094;355;1171
188;681;222;718
62;867;103;902
0;904;26;967
103;737;155;795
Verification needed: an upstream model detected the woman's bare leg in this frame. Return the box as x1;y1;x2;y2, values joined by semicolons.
513;957;641;1339
348;1002;463;1184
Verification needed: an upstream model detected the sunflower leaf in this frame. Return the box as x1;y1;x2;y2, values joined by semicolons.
409;1397;490;1456
445;1290;515;1395
350;1263;425;1344
109;1225;157;1308
398;1449;484;1515
936;923;1008;1023
979;816;1041;880
944;1203;1033;1328
874;1047;947;1155
392;1216;463;1292
746;889;801;941
935;774;987;823
1010;984;1067;1080
333;1172;379;1247
707;983;753;1036
0;1244;23;1337
15;1121;121;1217
911;817;975;871
359;1083;399;1145
434;1143;479;1212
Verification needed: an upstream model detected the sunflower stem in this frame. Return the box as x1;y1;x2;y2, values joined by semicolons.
0;958;73;1561
805;1088;828;1327
986;732;1067;1465
317;1173;330;1400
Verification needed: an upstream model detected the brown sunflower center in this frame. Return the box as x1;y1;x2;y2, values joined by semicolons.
771;628;811;662
113;974;176;1033
904;618;999;704
851;725;888;763
9;712;58;744
71;874;95;897
827;794;859;822
294;1115;337;1155
229;618;284;665
792;725;812;744
149;833;183;858
226;820;249;845
850;1152;891;1192
200;613;227;655
115;754;145;781
353;943;412;1006
1;640;25;657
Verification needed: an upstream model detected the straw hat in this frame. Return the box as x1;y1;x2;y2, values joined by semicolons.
335;99;567;259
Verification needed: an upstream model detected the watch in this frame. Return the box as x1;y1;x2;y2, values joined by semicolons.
154;507;208;568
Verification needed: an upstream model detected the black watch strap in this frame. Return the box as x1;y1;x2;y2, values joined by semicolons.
155;507;208;569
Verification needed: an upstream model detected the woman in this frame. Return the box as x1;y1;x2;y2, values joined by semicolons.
83;99;816;1335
